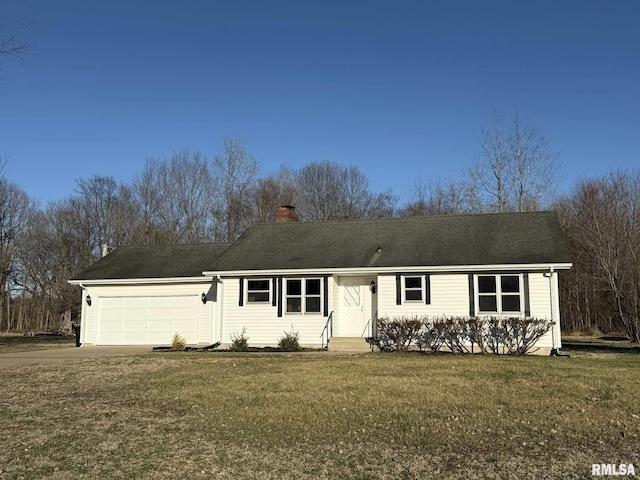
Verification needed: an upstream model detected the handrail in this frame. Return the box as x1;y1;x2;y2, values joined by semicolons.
361;317;371;338
320;311;334;350
361;310;378;347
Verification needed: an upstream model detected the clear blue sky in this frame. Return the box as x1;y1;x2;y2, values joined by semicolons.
2;0;639;205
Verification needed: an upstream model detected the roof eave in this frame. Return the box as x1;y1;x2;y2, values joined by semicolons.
68;276;209;286
203;262;573;278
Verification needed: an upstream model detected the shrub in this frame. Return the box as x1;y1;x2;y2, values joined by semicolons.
171;333;187;351
499;317;554;355
278;327;301;352
377;315;552;355
416;318;445;352
440;316;472;354
229;327;249;352
482;316;554;355
466;316;487;354
377;316;423;351
417;317;470;353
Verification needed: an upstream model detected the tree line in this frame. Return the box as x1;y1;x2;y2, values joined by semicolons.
1;113;638;343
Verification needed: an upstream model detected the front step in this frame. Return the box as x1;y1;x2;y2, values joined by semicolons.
327;337;371;352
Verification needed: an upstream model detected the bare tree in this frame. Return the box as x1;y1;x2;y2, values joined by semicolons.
295;161;396;221
0;5;32;70
252;166;297;223
73;175;121;258
212;138;258;241
467;110;560;213
398;178;474;217
559;171;640;342
17;203;82;331
132;152;215;244
129;163;171;244
0;166;36;330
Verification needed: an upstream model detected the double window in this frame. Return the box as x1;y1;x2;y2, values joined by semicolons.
242;276;325;315
286;278;322;314
477;274;521;314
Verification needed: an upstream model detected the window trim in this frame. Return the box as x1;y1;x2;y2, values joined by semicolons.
403;275;425;303
285;277;324;315
304;278;322;314
396;274;430;305
475;274;524;315
245;278;272;304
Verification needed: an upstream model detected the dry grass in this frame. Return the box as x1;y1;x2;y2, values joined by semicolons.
0;334;75;354
0;351;638;479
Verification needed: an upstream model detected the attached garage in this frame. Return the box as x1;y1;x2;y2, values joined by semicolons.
69;243;231;347
97;295;201;345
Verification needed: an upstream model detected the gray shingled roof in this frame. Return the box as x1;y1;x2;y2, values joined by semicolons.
71;212;570;281
213;211;570;272
71;243;231;281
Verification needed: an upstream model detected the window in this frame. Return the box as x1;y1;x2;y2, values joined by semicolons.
396;274;431;305
247;279;270;303
305;278;321;313
477;274;521;314
286;278;322;314
286;279;301;312
404;276;423;302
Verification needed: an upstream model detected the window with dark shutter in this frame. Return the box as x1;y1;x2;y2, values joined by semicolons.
246;279;270;303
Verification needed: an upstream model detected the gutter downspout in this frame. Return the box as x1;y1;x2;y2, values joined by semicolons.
77;282;86;347
547;268;570;357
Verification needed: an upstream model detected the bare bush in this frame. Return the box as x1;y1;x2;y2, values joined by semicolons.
376;315;552;355
376;316;423;351
484;317;554;355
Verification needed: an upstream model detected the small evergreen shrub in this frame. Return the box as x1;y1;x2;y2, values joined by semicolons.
229;327;249;352
171;333;187;351
278;327;301;352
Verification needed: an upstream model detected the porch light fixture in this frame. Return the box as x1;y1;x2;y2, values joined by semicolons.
369;280;376;294
86;295;92;306
201;292;207;304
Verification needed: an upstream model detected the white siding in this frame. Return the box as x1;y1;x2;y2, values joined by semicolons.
376;272;558;351
82;292;97;345
524;273;554;348
377;274;469;319
220;277;333;347
78;270;562;351
529;273;552;319
529;272;562;349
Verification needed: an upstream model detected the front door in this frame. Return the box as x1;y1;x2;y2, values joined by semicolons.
339;276;366;336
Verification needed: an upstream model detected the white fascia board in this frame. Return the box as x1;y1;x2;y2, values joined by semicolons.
68;276;210;286
203;263;572;278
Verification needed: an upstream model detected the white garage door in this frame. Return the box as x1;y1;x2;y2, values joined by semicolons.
97;296;200;345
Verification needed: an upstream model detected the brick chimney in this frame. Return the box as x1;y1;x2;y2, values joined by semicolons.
274;205;299;223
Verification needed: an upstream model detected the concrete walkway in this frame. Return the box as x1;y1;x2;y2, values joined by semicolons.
0;346;152;369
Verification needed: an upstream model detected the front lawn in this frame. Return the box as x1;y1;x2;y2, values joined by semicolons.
0;333;75;353
0;351;638;479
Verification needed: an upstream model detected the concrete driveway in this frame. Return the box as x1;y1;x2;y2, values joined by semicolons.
0;346;152;369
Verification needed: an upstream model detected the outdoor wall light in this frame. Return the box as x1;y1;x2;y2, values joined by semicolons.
369;280;376;294
86;295;92;306
201;292;207;304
